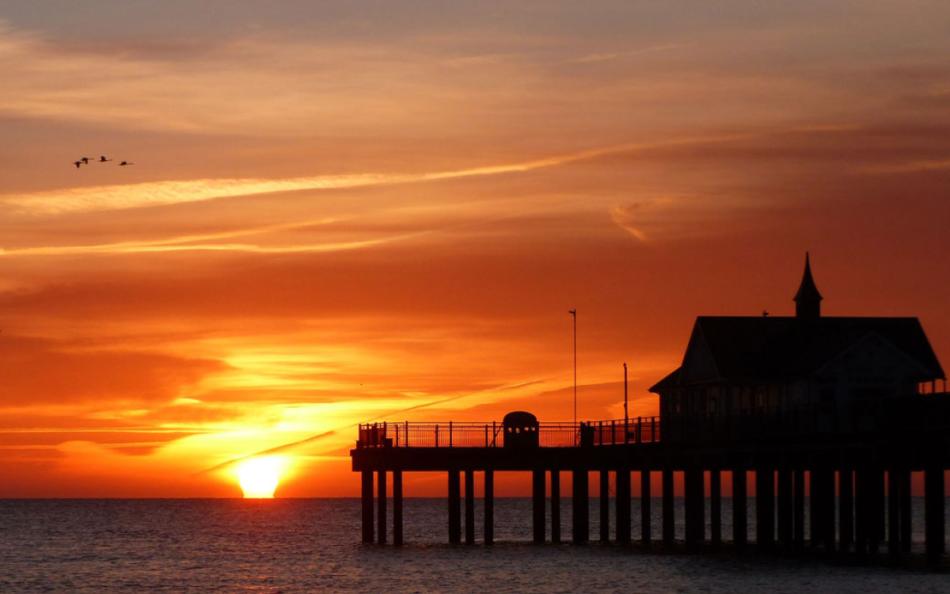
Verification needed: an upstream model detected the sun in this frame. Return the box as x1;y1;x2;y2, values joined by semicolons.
235;456;288;498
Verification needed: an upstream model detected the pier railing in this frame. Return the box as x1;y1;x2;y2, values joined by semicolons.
356;417;661;449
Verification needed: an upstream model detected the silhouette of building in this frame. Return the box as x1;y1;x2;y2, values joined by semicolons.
650;254;946;442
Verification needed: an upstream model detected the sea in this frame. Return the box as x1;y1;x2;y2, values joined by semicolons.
1;498;948;593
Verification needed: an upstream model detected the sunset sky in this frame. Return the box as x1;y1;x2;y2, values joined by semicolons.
1;1;949;497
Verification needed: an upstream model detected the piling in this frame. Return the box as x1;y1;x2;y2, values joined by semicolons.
484;469;494;545
641;470;652;546
533;469;545;543
393;470;403;546
616;468;631;544
573;468;589;543
925;464;945;565
839;468;853;552
361;470;374;544
465;469;475;545
777;468;792;548
377;470;387;544
551;470;561;543
733;469;747;548
662;468;675;546
756;467;774;550
448;469;461;544
710;470;722;547
684;467;704;550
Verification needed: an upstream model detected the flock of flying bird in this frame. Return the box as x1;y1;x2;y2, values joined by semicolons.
73;155;134;168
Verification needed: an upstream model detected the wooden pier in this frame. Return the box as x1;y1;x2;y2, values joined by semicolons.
351;402;950;566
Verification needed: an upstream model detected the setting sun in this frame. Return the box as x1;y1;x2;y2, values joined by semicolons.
235;456;288;498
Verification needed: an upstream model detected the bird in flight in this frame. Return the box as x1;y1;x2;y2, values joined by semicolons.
73;160;82;169
119;161;135;166
98;155;112;163
80;157;91;165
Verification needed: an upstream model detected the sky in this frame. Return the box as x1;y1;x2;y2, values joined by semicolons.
1;1;949;497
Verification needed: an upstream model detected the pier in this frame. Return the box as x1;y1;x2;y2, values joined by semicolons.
352;400;950;565
350;255;950;566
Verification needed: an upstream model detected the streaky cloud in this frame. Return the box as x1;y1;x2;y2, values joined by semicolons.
1;128;831;217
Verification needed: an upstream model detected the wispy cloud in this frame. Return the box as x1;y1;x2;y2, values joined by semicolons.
1;131;798;216
0;145;632;216
858;158;950;174
568;43;684;64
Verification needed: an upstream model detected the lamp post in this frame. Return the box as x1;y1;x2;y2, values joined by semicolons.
623;362;629;430
569;309;577;444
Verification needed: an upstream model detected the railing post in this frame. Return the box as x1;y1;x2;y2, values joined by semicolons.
395;424;399;447
435;424;439;447
405;421;409;447
637;416;642;444
651;417;656;442
611;420;616;445
449;421;453;447
485;424;488;447
492;421;497;446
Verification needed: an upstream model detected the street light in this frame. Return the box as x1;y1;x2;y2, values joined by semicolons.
568;308;577;444
624;361;629;430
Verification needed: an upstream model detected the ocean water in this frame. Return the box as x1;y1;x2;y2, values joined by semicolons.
1;498;948;593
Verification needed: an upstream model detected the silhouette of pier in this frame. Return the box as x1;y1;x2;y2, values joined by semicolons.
351;255;950;566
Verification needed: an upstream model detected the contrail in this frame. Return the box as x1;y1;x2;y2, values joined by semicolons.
2;127;842;216
197;430;338;475
197;378;545;475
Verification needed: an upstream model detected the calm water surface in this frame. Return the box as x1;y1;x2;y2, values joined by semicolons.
1;499;948;593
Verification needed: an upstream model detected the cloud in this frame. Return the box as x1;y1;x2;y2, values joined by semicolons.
568;43;684;64
0;335;225;405
0;141;663;216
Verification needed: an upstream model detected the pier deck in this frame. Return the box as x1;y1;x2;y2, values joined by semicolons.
351;402;950;565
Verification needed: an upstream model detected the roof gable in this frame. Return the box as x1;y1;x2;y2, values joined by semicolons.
688;315;944;382
680;323;721;383
816;331;935;381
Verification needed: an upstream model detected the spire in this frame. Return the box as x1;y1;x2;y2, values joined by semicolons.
794;252;822;319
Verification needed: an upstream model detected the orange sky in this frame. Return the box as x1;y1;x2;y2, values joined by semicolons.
1;1;949;497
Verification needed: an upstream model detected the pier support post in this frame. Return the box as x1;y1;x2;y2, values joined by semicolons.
710;470;722;547
448;469;461;544
839;468;853;552
809;467;820;548
662;468;675;546
465;469;475;545
551;470;561;543
377;470;387;545
572;468;589;544
812;466;835;551
869;467;884;554
685;467;704;550
533;469;546;544
898;469;912;553
855;466;868;555
925;464;945;565
484;469;494;545
393;470;403;546
793;468;805;549
600;470;610;542
887;468;900;558
733;469;747;548
616;468;631;544
641;470;652;546
361;470;374;544
756;467;774;550
777;468;792;548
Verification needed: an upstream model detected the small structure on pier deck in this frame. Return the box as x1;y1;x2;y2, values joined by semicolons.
651;254;946;443
503;411;539;448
